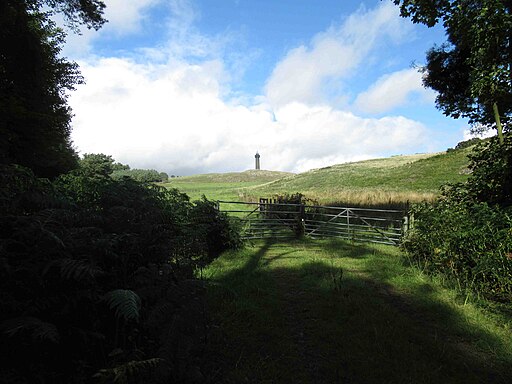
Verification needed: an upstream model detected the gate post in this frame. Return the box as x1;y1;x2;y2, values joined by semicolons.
296;203;306;238
346;209;351;236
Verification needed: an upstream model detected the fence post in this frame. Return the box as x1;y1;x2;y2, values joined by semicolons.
296;203;306;238
346;208;350;236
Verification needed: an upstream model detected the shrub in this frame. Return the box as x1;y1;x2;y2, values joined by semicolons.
403;204;512;301
403;134;512;301
0;165;240;383
112;168;168;183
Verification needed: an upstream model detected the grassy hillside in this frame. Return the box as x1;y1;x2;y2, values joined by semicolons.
245;148;473;205
162;148;473;205
163;169;293;201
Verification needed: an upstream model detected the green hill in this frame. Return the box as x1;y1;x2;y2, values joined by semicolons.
172;169;293;183
163;170;293;201
163;148;473;205
244;148;473;205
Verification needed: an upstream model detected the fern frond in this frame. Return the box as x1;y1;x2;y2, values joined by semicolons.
93;358;165;384
45;258;104;281
0;316;59;343
103;289;141;323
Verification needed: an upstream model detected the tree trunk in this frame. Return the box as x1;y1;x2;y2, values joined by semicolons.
493;102;504;144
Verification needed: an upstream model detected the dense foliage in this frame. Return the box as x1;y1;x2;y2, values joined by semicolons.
403;135;512;300
446;137;481;152
0;1;81;177
79;153;169;182
0;1;245;382
112;169;169;183
0;165;242;383
394;0;512;140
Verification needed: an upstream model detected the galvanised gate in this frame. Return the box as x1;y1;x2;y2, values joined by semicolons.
217;199;410;246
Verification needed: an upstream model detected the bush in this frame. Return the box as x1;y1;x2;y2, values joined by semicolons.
112;168;168;183
0;165;240;383
465;134;512;207
403;201;512;301
403;134;512;301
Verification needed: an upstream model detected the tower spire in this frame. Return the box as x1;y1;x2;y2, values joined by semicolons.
255;151;260;170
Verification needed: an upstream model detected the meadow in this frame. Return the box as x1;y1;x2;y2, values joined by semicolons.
164;148;473;206
200;239;512;383
163;169;292;202
164;144;511;383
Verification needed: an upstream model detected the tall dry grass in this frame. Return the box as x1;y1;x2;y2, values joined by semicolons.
241;188;437;207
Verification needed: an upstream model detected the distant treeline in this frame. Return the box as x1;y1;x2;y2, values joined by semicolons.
82;153;171;182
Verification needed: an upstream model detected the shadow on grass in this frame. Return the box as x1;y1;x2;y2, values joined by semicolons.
202;238;512;384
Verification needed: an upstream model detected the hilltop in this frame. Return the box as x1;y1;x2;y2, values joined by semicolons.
172;169;293;183
164;147;474;205
245;148;473;204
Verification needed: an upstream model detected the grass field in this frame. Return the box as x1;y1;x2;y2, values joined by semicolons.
163;170;292;201
245;148;473;204
163;148;473;206
200;239;512;383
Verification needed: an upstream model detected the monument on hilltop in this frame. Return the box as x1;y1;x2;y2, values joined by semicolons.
255;151;260;170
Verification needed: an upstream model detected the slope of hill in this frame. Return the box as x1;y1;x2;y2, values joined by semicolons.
173;169;293;183
245;148;473;204
163;148;473;205
163;169;293;201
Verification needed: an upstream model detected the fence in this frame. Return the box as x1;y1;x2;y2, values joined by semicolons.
217;199;410;245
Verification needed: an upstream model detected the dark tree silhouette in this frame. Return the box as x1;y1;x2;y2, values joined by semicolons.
0;0;106;177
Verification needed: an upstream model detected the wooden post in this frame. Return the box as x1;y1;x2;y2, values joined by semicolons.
346;209;350;235
296;203;306;238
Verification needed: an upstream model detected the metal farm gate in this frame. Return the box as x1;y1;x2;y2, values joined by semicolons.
217;199;410;245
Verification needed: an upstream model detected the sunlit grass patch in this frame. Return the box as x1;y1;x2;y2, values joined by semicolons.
200;239;512;383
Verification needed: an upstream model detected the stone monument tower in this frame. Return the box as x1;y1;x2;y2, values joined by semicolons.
255;151;260;170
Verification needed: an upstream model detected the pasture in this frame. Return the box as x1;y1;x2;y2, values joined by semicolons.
164;146;511;383
163;149;473;206
200;239;512;383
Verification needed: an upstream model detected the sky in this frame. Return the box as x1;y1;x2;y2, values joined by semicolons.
60;0;477;175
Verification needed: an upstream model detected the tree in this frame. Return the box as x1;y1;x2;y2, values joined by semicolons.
0;0;106;178
80;153;115;178
393;0;512;143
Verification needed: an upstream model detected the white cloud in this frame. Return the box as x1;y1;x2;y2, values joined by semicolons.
354;68;435;114
103;0;160;35
60;0;161;57
63;1;435;175
70;58;427;175
264;2;413;108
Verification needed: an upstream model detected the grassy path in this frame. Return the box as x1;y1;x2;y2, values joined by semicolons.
201;239;512;383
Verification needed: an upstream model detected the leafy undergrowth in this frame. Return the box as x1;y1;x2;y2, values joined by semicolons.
200;239;512;383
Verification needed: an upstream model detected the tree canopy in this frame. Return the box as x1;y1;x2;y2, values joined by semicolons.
0;0;106;178
393;0;512;142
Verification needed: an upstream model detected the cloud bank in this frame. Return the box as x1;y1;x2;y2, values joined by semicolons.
355;68;435;114
68;1;431;175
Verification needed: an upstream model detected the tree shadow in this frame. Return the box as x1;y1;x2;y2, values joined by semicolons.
201;238;512;384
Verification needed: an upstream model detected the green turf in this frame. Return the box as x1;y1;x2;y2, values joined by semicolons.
162;148;473;205
162;170;292;201
200;239;512;383
246;149;473;204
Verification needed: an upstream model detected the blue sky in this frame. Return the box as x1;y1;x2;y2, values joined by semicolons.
62;0;476;175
